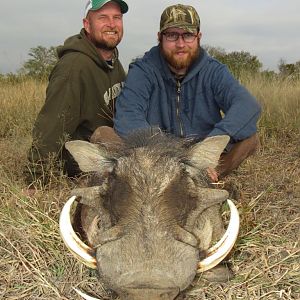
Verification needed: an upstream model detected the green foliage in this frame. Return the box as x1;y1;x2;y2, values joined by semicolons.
19;46;58;80
203;45;227;60
3;43;298;81
203;45;262;79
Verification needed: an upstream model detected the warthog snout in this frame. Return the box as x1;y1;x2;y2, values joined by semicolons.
110;269;184;300
121;287;179;300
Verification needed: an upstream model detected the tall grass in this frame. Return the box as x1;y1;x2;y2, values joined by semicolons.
0;79;46;138
242;74;300;142
1;75;299;141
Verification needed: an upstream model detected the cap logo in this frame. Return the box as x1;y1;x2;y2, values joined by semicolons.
160;4;200;33
170;7;186;22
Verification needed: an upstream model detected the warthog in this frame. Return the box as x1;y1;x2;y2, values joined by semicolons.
59;129;239;300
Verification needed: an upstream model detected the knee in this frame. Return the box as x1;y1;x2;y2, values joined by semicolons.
245;133;260;155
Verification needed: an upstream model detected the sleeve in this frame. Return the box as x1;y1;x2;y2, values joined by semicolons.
114;62;153;137
208;65;261;142
30;68;82;160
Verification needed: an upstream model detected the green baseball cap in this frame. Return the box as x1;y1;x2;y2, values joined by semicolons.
84;0;128;17
160;4;200;33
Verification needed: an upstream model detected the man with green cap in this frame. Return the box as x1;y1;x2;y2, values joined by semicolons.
26;0;128;185
114;4;261;181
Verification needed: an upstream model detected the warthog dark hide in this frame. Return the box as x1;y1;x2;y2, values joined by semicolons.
60;129;239;300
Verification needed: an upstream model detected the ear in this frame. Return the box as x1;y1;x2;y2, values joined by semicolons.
65;140;115;173
198;31;202;41
188;135;230;170
83;18;90;34
157;32;161;41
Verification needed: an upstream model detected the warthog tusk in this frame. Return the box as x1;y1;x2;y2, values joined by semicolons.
73;287;101;300
197;199;240;273
59;196;97;269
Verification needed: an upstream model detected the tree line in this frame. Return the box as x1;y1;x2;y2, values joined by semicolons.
1;45;300;81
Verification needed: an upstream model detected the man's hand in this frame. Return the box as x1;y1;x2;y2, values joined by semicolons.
207;167;219;183
90;126;123;144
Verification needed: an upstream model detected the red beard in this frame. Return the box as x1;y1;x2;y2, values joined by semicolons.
162;44;200;70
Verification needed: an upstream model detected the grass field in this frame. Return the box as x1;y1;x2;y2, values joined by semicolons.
0;76;299;299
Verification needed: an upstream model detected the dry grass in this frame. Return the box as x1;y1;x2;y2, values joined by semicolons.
243;74;300;141
0;77;299;299
0;79;46;138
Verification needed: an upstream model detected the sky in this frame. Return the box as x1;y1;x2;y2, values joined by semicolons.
0;0;300;74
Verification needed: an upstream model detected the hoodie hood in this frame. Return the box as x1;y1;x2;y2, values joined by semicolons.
57;29;119;70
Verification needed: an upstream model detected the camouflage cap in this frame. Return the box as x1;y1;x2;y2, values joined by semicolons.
160;4;200;33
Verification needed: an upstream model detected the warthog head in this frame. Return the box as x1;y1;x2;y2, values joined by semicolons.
59;130;239;300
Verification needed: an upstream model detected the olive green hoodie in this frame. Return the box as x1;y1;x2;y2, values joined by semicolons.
27;29;126;182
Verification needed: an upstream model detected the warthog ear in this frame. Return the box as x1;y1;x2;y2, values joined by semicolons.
65;140;116;173
189;135;230;170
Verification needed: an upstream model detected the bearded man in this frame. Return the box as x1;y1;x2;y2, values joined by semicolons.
26;0;128;185
114;4;261;181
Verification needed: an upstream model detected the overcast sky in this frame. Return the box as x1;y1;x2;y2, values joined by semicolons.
1;0;299;74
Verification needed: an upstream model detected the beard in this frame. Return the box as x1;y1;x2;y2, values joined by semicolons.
88;28;122;51
162;43;200;70
90;35;121;51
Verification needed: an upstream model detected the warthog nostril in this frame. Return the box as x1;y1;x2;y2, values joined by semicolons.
121;287;180;300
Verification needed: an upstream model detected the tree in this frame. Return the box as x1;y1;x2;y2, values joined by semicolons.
20;46;58;79
203;45;227;61
278;59;300;79
224;51;262;77
203;45;262;78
